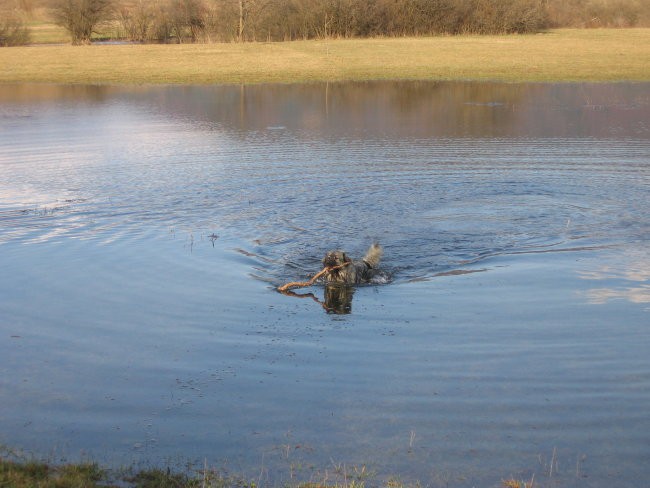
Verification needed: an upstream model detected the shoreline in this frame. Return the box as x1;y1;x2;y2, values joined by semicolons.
1;29;649;85
0;453;564;488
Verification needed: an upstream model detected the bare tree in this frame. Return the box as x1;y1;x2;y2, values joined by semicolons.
226;0;270;41
51;0;114;44
117;0;155;41
53;0;627;46
0;9;30;46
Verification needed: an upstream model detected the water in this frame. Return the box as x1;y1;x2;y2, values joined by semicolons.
0;82;649;487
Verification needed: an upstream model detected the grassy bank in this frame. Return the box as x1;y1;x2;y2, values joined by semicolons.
1;29;649;84
0;458;222;488
0;457;538;488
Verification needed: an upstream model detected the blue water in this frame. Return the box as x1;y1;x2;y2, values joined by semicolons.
1;82;649;487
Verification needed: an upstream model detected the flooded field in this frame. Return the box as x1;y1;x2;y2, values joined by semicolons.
0;82;649;487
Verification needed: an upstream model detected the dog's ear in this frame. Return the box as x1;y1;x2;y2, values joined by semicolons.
343;253;352;263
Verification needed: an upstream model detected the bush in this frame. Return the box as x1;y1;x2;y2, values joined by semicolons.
0;11;30;46
50;0;650;46
459;0;548;34
545;0;650;27
118;0;209;43
167;0;207;43
117;0;154;41
51;0;114;45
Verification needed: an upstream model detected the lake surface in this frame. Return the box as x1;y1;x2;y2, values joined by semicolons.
1;82;649;487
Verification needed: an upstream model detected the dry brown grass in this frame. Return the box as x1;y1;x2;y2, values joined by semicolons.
1;29;649;84
26;21;70;44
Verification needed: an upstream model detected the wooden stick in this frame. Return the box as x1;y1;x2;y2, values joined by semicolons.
278;262;349;292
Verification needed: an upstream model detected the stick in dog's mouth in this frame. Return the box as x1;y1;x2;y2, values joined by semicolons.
278;262;350;292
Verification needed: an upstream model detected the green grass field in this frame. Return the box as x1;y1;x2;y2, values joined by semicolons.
1;29;649;84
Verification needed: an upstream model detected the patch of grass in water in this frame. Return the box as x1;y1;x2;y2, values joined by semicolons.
0;453;572;488
0;459;105;487
126;467;197;487
0;458;383;488
0;456;260;488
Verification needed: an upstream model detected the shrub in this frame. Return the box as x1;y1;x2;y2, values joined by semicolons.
50;0;114;45
0;11;30;46
460;0;548;34
117;0;154;41
545;0;649;27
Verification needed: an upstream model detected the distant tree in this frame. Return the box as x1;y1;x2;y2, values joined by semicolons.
0;9;30;45
225;0;271;41
168;0;206;42
117;0;155;41
51;0;114;44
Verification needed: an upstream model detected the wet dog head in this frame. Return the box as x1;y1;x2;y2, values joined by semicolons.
322;250;354;284
322;250;351;268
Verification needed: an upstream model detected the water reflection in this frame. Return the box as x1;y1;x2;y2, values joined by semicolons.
579;248;650;305
0;84;115;104
279;284;355;314
2;82;648;138
584;285;650;305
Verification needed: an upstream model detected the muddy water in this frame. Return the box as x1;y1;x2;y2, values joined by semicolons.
1;82;649;487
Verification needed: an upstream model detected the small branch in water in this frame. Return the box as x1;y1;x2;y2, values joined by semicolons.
277;262;350;292
278;267;329;292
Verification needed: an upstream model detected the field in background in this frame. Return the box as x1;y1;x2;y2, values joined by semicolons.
26;20;70;44
1;29;649;84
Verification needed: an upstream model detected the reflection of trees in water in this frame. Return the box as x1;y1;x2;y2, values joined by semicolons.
0;84;116;104
183;81;536;138
2;82;647;139
145;82;650;139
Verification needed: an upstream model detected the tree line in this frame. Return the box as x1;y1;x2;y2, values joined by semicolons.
2;0;650;46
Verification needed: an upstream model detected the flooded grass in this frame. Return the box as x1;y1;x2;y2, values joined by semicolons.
1;29;649;84
0;457;396;488
0;459;105;488
0;457;571;488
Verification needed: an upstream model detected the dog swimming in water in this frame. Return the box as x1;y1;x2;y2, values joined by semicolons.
322;243;383;284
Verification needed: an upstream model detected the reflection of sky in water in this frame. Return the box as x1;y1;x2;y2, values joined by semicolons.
579;248;650;305
585;285;650;305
